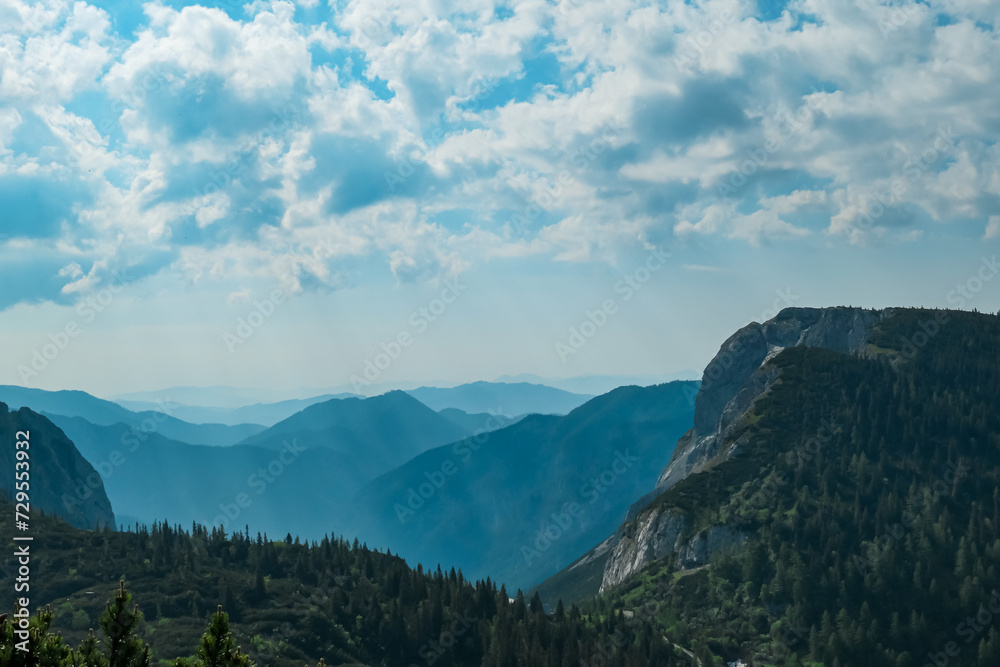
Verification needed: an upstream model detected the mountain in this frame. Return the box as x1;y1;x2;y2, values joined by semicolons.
437;407;527;433
405;381;593;416
0;385;265;446
540;307;1000;667
110;385;308;408
495;372;701;395
647;306;891;502
45;414;366;538
234;391;472;477
47;391;479;536
349;381;698;591
0;402;115;531
114;394;356;427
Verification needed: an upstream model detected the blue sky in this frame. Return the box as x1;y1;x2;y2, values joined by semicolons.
0;0;998;397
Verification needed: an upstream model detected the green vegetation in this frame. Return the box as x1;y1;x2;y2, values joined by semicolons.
7;307;1000;666
1;511;692;666
2;581;267;667
586;309;1000;666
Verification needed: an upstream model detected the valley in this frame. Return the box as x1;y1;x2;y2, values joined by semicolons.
5;307;1000;667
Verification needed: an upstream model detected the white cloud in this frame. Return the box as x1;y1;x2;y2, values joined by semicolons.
1;0;999;311
986;216;1000;240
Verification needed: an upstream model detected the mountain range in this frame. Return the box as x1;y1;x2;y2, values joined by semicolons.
46;392;486;536
349;381;698;590
533;307;1000;666
8;306;1000;667
108;381;590;426
0;386;264;446
404;381;593;416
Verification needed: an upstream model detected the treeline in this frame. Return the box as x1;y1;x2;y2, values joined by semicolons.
590;309;1000;666
1;509;692;666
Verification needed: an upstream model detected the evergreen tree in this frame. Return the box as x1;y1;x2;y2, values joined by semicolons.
99;581;150;667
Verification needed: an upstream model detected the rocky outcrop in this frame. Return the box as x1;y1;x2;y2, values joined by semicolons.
676;525;748;569
599;506;747;592
601;307;890;593
0;402;116;531
600;508;687;591
653;307;890;500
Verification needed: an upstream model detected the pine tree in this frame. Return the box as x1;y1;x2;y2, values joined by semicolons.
99;581;151;667
72;629;106;667
181;606;254;667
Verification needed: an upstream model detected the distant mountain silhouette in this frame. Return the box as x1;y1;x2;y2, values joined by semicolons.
350;381;699;591
437;407;526;433
115;394;357;427
234;391;472;477
494;373;700;395
0;385;265;446
405;381;592;416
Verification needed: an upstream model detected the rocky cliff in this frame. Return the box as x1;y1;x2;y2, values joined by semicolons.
599;506;748;593
600;307;891;591
0;402;116;530
631;307;890;515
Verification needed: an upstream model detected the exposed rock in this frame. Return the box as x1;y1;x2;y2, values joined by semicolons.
601;307;891;594
600;508;686;592
0;402;116;531
599;507;747;592
651;307;891;501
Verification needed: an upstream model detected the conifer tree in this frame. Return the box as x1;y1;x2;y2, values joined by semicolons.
179;606;254;667
99;581;150;667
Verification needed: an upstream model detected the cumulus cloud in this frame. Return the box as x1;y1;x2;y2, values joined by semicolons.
0;0;998;311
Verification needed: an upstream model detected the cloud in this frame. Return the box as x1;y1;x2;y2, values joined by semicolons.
0;0;997;312
986;216;1000;240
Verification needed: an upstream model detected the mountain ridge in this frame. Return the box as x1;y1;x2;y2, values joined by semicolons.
0;402;115;531
349;381;698;591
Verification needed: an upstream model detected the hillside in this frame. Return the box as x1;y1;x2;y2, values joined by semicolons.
0;402;115;531
405;381;593;416
0;506;691;667
350;381;698;591
235;391;472;478
561;308;1000;667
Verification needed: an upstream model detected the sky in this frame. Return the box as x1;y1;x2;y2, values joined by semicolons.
0;0;998;398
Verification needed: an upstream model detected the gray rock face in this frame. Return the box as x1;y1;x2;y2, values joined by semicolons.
600;307;890;593
0;402;116;531
600;508;686;592
654;307;890;496
599;507;747;591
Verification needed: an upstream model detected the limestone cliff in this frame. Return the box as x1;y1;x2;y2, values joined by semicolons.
600;307;890;592
599;506;747;592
